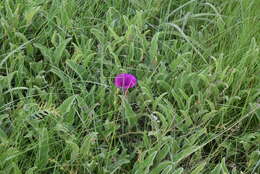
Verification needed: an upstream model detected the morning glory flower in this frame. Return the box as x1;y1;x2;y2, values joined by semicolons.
114;73;137;90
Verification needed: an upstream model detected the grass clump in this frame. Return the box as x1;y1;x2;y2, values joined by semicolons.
0;0;259;173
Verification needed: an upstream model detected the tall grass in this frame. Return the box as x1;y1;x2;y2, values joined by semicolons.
0;0;259;173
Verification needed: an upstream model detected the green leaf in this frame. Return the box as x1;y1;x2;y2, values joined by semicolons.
80;132;98;158
188;128;206;145
144;151;158;173
153;92;168;110
53;37;71;65
134;10;144;27
107;45;121;66
150;161;174;174
110;159;130;174
121;96;138;128
156;144;170;163
25;167;37;174
0;127;8;144
220;158;229;174
149;32;160;61
34;43;53;64
172;168;183;174
35;128;49;169
191;162;207;174
248;150;260;172
0;148;19;168
161;165;173;174
66;140;79;161
58;95;76;114
172;145;199;164
0;71;17;89
90;28;106;44
66;60;87;81
50;67;73;94
134;151;158;174
210;164;221;174
108;26;121;40
24;6;41;25
10;162;22;174
58;95;76;125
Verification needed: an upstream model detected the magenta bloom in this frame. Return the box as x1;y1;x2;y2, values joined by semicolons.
114;73;137;89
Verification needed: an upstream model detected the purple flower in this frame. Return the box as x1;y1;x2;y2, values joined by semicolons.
114;73;137;89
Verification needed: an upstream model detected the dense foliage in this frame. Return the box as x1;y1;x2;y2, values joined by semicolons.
0;0;259;173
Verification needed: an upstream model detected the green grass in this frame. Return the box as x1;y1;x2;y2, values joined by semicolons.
0;0;260;173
